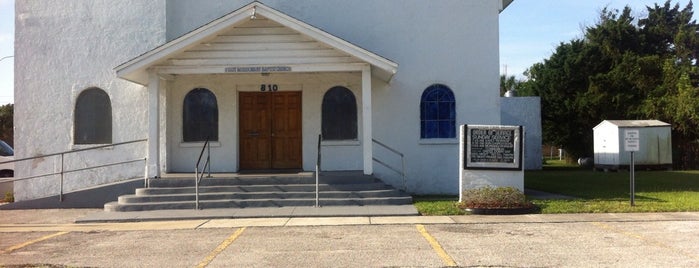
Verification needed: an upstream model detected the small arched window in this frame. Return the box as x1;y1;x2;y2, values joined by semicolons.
183;88;218;142
420;84;456;139
74;87;112;144
322;86;357;140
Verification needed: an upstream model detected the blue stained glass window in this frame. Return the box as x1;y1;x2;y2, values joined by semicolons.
420;84;455;139
183;88;218;142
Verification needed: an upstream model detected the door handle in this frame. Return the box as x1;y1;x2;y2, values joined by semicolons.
248;131;259;137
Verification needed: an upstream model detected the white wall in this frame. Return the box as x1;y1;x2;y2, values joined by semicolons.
501;97;542;170
594;122;620;166
615;127;672;166
165;0;503;194
15;0;504;199
594;122;673;167
165;73;365;173
14;1;167;201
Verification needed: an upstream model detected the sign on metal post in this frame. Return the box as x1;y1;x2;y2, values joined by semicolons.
624;129;640;152
625;129;639;206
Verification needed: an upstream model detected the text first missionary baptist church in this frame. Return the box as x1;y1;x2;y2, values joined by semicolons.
13;0;517;204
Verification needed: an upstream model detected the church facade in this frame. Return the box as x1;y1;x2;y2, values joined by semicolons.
14;0;513;202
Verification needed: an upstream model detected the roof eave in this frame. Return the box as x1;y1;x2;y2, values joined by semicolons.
500;0;514;13
115;1;399;85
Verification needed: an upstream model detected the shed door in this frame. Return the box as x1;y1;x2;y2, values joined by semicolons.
239;92;302;170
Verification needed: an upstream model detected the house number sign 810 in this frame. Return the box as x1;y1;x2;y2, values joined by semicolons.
260;84;279;92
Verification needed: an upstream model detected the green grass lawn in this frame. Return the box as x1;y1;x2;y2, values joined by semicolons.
527;168;699;213
412;195;465;216
413;167;699;215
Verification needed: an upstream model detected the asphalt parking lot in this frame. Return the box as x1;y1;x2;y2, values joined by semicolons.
1;210;699;267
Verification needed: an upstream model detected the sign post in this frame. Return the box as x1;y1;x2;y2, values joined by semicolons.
624;129;640;206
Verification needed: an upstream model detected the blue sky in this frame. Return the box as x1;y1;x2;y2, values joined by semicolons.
501;0;697;79
0;0;12;105
0;0;697;104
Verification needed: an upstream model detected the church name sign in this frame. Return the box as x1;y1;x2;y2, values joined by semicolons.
463;125;522;170
224;66;292;73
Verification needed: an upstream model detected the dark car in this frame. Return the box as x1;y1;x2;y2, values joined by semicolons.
0;140;14;177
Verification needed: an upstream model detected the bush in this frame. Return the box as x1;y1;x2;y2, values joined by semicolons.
458;186;533;209
3;191;13;203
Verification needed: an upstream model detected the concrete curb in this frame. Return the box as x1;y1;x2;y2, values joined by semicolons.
1;211;698;233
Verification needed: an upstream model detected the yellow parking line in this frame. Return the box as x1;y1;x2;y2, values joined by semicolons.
591;222;699;261
196;227;246;268
416;224;457;267
2;231;70;254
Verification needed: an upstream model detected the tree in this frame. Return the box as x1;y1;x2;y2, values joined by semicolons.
500;74;516;96
525;0;699;168
500;74;534;96
0;104;12;147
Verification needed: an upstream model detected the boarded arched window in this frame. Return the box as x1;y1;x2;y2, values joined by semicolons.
183;88;218;142
420;84;456;139
74;87;112;144
322;86;357;140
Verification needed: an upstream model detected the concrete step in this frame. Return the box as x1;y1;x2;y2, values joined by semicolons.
105;172;412;212
135;182;392;195
149;174;377;187
104;196;414;212
119;189;405;203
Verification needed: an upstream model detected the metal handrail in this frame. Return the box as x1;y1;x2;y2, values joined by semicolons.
0;139;148;202
372;139;407;192
315;134;322;207
194;138;211;210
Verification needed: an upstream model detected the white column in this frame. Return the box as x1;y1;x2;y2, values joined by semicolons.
147;72;160;178
362;65;373;175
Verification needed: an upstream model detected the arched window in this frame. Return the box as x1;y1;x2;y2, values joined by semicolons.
420;84;455;139
183;88;218;142
322;86;357;140
74;87;112;144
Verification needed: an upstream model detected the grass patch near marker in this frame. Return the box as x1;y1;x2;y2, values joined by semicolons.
412;195;465;216
526;169;699;213
412;169;699;215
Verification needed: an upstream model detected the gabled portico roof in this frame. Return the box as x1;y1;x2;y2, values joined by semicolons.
115;1;398;85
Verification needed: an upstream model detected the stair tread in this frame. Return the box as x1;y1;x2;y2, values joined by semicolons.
127;189;401;196
107;174;411;211
115;196;412;205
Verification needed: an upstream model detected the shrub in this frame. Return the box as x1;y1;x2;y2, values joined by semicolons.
458;186;533;209
3;191;13;203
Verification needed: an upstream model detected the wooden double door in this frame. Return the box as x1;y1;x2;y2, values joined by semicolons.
239;91;302;170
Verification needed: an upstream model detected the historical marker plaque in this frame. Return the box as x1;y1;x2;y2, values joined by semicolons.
464;125;522;170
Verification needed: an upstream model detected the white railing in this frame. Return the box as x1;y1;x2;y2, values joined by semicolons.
0;139;148;202
194;138;212;210
372;139;406;192
315;134;321;207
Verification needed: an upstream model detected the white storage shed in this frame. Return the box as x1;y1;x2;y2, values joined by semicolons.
593;120;672;171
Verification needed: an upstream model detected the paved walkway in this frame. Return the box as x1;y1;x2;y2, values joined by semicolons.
74;189;573;223
77;205;420;223
1;208;698;233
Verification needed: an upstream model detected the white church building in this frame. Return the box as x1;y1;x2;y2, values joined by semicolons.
13;0;515;204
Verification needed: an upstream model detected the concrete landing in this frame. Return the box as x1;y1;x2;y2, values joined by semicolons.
76;205;420;223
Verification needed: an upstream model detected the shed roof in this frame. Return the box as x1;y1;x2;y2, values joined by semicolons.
595;120;671;129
